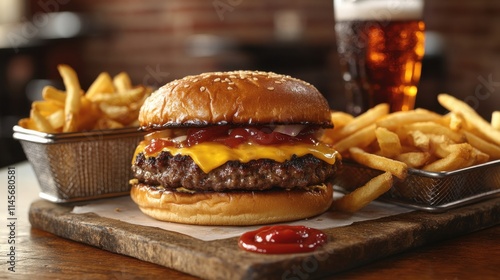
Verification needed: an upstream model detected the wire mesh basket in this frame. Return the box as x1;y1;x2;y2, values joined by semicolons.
13;125;146;203
333;160;500;212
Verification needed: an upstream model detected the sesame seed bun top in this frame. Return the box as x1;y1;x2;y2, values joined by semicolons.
138;70;332;130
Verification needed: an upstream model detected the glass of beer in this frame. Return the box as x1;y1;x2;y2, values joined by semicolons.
334;0;425;114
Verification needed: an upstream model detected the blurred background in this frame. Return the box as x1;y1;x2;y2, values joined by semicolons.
1;0;499;166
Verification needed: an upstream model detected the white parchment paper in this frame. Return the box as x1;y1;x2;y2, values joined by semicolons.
72;193;412;241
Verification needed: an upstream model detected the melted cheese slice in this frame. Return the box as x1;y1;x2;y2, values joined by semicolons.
134;141;339;173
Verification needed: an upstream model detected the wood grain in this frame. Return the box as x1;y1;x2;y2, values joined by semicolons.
27;197;500;279
21;228;192;279
10;225;500;279
336;225;500;279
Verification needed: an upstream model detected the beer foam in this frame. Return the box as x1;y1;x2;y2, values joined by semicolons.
334;0;423;21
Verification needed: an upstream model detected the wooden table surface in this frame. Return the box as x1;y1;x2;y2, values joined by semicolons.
2;163;499;279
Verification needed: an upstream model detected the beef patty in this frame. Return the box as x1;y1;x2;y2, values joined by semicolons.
132;151;340;192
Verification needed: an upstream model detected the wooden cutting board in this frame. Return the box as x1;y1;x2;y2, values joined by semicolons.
29;197;500;280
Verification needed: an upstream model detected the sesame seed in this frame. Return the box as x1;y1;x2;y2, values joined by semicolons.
193;79;199;82
267;87;274;90
227;86;233;90
274;80;282;84
200;86;206;92
253;77;258;81
214;78;221;82
183;84;189;88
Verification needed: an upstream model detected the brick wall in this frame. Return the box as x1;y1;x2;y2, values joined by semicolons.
29;0;500;118
423;0;500;118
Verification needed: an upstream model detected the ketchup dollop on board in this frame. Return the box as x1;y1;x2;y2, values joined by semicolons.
238;225;327;254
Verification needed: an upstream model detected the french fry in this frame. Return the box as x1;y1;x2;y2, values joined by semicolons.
376;109;442;130
492;111;500;131
469;147;490;165
98;103;141;126
32;100;63;116
77;97;102;131
46;109;65;131
42;86;66;105
321;94;500;213
406;130;430;151
403;121;465;143
438;93;500;146
447;112;464;131
30;109;55;133
86;72;114;99
334;172;393;213
129;119;140;127
19;66;151;132
18;118;37;130
321;111;354;144
89;86;145;106
423;143;473;172
58;64;82;132
395;152;431;168
130;91;151;110
331;111;355;126
93;118;124;130
99;103;130;119
333;124;377;154
349;147;408;179
428;134;456;158
333;103;389;141
463;130;500;160
375;127;401;158
113;72;132;92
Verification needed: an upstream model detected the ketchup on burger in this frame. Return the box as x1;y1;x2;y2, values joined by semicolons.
129;71;341;226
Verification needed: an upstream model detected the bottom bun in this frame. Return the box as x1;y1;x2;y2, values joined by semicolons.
130;183;333;226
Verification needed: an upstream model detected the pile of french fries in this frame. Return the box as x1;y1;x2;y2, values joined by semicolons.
18;64;152;133
323;93;500;212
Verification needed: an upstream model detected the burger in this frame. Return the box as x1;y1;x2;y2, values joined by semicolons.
129;71;341;225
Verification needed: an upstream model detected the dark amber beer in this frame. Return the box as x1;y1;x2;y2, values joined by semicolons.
334;0;425;114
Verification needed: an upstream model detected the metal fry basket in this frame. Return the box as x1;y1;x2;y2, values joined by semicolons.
333;160;500;212
13;125;146;203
